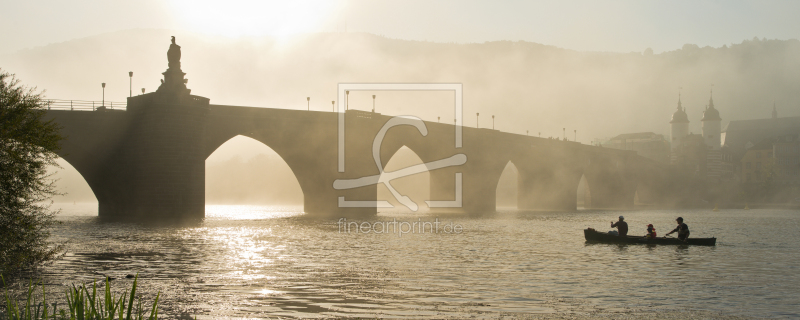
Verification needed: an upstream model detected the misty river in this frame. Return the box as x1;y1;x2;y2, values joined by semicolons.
11;205;800;319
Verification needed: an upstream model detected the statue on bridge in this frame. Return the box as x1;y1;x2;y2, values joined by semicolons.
156;36;191;96
167;36;181;70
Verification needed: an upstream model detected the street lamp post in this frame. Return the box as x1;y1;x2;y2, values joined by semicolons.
438;116;440;123
574;130;577;142
372;95;376;113
128;72;133;97
527;130;529;136
492;115;495;130
332;100;335;112
101;83;106;107
141;88;145;94
307;97;310;111
476;113;479;128
345;91;349;110
563;128;565;140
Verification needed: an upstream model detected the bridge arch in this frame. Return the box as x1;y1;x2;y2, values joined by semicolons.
205;135;304;207
495;160;520;210
377;145;431;212
50;146;113;214
576;173;591;209
51;157;98;207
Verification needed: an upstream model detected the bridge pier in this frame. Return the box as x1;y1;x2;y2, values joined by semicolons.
111;93;210;221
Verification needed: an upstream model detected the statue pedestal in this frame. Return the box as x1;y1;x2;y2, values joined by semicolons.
157;68;191;96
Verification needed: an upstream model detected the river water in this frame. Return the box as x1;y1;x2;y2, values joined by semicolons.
10;205;800;319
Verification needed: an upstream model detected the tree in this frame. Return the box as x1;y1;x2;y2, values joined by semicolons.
0;70;63;277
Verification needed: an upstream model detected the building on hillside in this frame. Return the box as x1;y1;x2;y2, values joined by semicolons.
722;104;800;158
600;132;669;163
741;138;774;184
721;103;800;182
772;133;800;185
720;145;738;181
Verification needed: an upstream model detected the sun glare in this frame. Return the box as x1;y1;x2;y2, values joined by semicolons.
168;0;340;40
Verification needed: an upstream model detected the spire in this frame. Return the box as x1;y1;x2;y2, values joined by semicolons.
708;87;715;109
772;101;778;119
671;87;690;123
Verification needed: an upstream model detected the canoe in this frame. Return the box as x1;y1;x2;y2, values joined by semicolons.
584;228;716;246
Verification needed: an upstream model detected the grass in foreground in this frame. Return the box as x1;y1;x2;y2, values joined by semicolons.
1;274;159;320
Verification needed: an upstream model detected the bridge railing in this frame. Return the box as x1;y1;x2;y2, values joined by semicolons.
43;99;127;111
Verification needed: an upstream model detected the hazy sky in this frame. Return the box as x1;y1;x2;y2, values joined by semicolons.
3;0;800;54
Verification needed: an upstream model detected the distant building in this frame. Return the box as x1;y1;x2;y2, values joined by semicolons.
669;94;690;160
601;132;669;163
721;103;800;182
721;104;800;157
670;91;726;182
672;133;708;177
741;138;774;184
772;133;800;185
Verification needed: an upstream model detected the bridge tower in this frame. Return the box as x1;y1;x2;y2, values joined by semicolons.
701;90;722;151
702;90;722;181
669;94;689;163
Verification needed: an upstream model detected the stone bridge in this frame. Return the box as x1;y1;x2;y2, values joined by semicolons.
41;40;669;221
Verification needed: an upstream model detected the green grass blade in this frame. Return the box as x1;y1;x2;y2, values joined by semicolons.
117;291;126;320
76;285;84;320
41;281;48;320
137;298;143;320
3;275;20;320
126;274;138;320
148;292;160;320
105;277;114;319
25;279;33;320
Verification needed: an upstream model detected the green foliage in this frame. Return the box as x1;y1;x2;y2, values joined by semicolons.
1;274;159;320
0;70;63;277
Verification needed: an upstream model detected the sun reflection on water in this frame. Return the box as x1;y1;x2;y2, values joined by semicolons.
205;204;304;220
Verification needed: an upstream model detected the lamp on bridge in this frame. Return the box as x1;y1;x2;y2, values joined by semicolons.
563;128;565;140
129;72;133;97
438;116;440;123
476;112;479;128
574;129;577;142
345;91;349;110
492;115;495;130
141;88;145;94
527;130;529;136
307;97;310;111
331;100;335;112
101;83;106;107
372;95;376;113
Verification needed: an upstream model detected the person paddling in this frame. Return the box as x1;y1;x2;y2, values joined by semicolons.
665;217;690;241
610;216;628;236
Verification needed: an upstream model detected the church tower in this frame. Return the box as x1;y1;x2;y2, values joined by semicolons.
670;93;689;153
702;89;723;181
701;89;722;150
